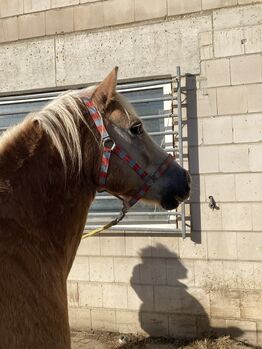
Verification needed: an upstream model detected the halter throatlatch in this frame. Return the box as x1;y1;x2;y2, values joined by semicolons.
82;97;173;238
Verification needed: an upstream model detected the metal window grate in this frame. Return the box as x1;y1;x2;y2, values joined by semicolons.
0;67;188;237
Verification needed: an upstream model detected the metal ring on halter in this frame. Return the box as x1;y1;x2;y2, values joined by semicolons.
103;136;116;151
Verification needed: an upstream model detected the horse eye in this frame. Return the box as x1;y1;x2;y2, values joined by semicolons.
130;122;143;136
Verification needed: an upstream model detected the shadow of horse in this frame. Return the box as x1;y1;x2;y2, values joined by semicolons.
119;244;243;348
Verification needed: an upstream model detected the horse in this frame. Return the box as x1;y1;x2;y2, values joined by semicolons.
0;67;190;348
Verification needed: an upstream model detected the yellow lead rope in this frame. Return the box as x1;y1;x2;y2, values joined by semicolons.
82;208;127;239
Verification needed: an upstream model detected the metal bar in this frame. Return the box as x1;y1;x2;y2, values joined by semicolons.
88;211;181;216
117;78;172;91
176;66;186;239
131;95;174;104
84;224;182;233
140;113;174;120
149;130;178;137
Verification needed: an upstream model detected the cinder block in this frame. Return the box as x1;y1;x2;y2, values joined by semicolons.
190;175;206;203
257;322;262;347
241;291;262;319
253;262;262;289
201;59;230;88
68;256;89;281
214;29;245;58
237;232;262;261
252;203;262;231
226;319;257;346
233;114;262;144
91;309;116;331
222;203;252;231
197;203;223;231
249;144;262;172
213;4;262;30
127;285;154;311
187;118;203;146
197;89;217;118
247;83;262;112
185;288;210;314
205;174;236;202
151;237;179;257
114;257;140;283
219;144;249;172
231;261;262;290
210;290;241;318
189;146;219;174
67;281;79;307
140;258;167;285
77;236;100;256
179;231;208;259
46;7;73;35
167;259;195;287
194;260;223;289
231;54;262;85
141;312;169;337
207;231;237;260
100;236;125;256
68;307;91;330
0;0;23;18
51;0;78;8
200;45;213;60
74;2;104;31
24;0;51;13
217;85;247;115
202;0;237;9
135;0;166;21
168;0;201;15
18;13;45;39
80;0;100;2
125;235;152;257
244;25;262;54
199;31;212;47
116;310;144;334
202;116;232;145
154;286;182;312
104;0;135;26
102;284;128;309
238;0;262;3
89;257;114;282
236;173;262;201
0;38;56;93
169;315;197;338
78;282;103;307
0;17;18;43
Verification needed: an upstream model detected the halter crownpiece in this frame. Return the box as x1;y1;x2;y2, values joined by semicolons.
82;97;173;238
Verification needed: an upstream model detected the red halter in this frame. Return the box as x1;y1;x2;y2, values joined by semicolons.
83;97;173;226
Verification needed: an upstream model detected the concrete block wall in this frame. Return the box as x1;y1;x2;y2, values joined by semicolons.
0;0;262;346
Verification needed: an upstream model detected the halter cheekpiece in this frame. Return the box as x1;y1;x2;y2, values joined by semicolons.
82;97;173;238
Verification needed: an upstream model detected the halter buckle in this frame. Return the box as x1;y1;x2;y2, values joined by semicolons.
103;136;116;151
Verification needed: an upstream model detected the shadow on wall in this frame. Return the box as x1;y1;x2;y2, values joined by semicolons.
120;244;243;346
186;73;202;244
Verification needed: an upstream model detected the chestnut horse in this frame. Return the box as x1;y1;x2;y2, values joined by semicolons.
0;68;190;348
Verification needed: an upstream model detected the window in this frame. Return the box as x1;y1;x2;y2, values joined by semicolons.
0;75;186;236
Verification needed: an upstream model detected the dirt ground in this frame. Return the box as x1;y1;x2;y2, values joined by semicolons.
71;331;255;349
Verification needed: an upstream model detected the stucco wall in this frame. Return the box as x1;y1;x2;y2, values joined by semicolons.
1;0;262;346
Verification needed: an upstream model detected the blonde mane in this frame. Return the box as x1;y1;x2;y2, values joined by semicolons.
34;89;97;173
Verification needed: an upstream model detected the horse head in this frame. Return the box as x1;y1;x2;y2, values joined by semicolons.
79;67;190;211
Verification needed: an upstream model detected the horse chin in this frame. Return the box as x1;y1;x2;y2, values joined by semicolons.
160;196;180;210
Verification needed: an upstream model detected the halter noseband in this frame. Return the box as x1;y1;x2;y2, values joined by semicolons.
82;97;173;238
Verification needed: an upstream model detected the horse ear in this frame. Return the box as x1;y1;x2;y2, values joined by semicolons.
92;67;118;112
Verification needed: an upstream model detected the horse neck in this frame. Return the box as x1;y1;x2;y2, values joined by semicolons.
0;118;96;278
